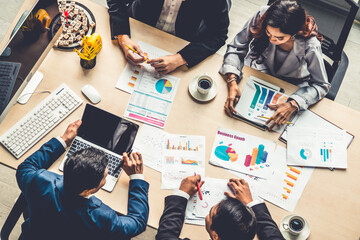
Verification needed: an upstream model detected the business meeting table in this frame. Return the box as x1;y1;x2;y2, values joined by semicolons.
0;0;359;239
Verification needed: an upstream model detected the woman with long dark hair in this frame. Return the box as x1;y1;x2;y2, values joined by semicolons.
220;0;330;129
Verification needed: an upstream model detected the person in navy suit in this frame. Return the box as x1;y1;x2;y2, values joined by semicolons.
16;120;149;240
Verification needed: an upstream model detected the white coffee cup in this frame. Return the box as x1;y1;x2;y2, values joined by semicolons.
196;74;213;95
282;215;306;235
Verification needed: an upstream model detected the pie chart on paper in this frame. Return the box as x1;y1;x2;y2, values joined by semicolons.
155;79;173;94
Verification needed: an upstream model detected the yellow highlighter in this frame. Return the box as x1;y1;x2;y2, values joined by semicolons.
122;43;149;62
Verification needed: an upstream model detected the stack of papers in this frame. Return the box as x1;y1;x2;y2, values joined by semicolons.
185;178;231;225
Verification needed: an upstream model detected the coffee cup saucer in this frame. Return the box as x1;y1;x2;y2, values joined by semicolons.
188;76;217;102
280;214;310;240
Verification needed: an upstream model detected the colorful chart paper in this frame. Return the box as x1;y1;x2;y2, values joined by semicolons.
234;76;289;132
116;41;174;94
259;146;314;212
162;134;205;189
209;127;276;178
287;127;347;168
155;79;173;94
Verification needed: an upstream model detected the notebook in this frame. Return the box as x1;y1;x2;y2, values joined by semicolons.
59;104;139;192
232;76;286;130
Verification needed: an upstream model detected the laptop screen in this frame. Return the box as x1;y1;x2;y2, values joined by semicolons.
78;104;139;155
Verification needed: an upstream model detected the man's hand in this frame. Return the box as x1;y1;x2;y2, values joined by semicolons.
148;53;186;74
225;178;253;205
61;120;82;147
122;152;143;176
179;175;204;197
117;35;146;65
224;80;241;116
265;101;298;131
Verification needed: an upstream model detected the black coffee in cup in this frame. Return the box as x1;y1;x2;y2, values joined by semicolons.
198;79;211;90
290;218;304;232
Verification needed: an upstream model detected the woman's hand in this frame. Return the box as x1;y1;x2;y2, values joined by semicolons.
148;53;186;74
117;34;146;65
266;100;298;130
224;80;241;116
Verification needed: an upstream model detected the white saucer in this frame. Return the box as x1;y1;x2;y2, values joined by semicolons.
188;76;217;102
280;214;311;240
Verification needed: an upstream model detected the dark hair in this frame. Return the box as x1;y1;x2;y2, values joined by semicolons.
63;148;108;195
211;198;257;240
250;0;322;58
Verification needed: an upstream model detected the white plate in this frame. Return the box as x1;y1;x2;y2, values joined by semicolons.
280;214;311;240
188;76;217;102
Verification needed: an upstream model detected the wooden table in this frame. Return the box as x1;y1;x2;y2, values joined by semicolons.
1;1;359;239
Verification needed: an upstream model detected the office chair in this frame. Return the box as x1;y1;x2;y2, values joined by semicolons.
267;0;359;100
0;193;27;240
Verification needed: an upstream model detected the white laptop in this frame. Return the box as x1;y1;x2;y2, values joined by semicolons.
59;104;139;192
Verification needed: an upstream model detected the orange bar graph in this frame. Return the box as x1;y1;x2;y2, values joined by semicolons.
131;76;137;81
284;187;291;193
282;194;288;199
250;148;258;166
288;166;301;175
284;179;294;187
286;172;298;181
128;82;134;87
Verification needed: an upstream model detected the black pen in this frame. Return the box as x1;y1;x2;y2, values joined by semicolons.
114;149;133;173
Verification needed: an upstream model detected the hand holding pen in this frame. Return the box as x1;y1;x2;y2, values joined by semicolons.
179;174;204;199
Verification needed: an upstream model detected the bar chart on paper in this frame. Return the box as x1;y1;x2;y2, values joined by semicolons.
166;138;200;151
248;82;288;120
260;146;314;212
287;127;347;168
162;134;205;189
210;127;276;178
234;77;289;126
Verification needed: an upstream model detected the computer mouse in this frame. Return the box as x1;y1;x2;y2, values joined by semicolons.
81;84;101;104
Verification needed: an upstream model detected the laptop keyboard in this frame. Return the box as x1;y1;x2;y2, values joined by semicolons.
66;138;122;178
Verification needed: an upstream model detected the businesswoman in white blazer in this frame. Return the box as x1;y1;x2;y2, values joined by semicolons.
220;0;330;130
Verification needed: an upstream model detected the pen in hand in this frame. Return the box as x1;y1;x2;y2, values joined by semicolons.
114;149;133;173
122;43;149;62
194;172;203;200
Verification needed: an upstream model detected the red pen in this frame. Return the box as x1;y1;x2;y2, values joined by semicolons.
194;172;203;200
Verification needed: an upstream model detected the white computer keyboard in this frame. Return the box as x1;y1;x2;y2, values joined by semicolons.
0;84;83;159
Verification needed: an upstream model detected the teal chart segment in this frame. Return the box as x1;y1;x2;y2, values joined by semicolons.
155;79;173;94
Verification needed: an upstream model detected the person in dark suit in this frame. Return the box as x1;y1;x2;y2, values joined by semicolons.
107;0;230;74
16;120;149;240
156;175;285;240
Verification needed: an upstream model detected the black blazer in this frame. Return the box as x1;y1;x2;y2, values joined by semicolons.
156;195;285;240
107;0;230;68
